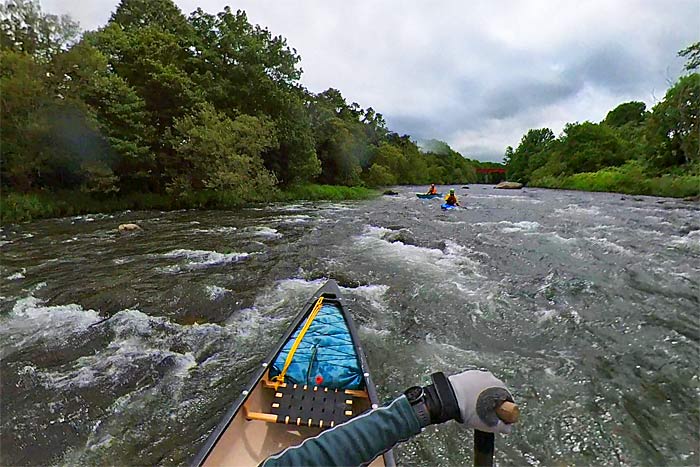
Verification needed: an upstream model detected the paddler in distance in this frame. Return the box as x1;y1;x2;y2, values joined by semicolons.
426;183;438;195
444;188;460;207
261;369;517;466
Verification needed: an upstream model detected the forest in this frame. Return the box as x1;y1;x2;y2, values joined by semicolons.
0;0;498;222
504;43;699;198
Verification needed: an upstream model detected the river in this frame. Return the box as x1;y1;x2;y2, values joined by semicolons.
1;185;698;466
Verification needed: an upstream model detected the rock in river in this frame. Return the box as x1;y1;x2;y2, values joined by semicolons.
494;181;523;189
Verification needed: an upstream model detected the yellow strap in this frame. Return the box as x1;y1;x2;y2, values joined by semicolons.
271;296;324;389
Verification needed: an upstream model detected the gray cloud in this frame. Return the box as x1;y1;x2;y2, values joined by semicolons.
43;0;700;162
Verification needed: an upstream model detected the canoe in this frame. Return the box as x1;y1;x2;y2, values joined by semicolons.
192;280;395;467
441;203;458;210
416;193;443;199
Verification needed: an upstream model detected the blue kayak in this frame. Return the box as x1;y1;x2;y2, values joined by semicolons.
416;193;443;199
441;203;458;210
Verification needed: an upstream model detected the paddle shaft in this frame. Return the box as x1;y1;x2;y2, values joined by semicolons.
474;430;494;467
473;401;520;467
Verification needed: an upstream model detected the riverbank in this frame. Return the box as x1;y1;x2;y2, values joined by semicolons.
529;162;700;199
0;185;378;224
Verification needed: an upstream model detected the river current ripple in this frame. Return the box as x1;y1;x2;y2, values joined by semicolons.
1;185;699;466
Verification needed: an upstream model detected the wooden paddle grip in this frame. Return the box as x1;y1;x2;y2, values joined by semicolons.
495;401;519;424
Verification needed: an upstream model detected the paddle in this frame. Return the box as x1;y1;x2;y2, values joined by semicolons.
474;401;520;467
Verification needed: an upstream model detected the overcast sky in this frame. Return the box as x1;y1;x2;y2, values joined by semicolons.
44;0;699;162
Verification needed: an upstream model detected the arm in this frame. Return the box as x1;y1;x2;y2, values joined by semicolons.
261;370;515;467
261;396;421;467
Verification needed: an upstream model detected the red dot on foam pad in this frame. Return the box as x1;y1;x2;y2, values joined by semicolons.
315;375;323;385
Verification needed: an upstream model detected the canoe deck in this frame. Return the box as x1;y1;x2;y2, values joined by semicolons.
194;280;393;467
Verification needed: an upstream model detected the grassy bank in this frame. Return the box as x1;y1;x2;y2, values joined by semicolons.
0;185;378;224
530;162;700;198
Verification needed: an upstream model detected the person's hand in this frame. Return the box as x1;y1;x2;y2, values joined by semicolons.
448;370;514;434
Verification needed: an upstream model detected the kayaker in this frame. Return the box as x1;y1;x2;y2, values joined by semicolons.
426;184;438;195
261;369;514;467
444;189;460;206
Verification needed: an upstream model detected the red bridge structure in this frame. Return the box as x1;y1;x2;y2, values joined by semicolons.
475;167;507;183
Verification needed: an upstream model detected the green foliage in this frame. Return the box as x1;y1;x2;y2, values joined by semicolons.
0;0;79;61
168;104;278;194
532;161;700;198
275;184;376;201
188;7;319;184
507;46;698;198
679;42;700;71
604;101;647;128
644;73;699;169
557;121;631;174
505;128;555;183
50;42;153;189
0;0;507;223
0;185;378;224
364;163;396;187
110;0;191;36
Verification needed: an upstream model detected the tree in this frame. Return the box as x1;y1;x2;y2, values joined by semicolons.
679;42;699;71
188;7;319;183
0;49;52;190
168;104;278;194
505;128;555;182
0;0;79;61
645;73;700;168
109;0;191;37
372;142;407;178
604;101;647;128
364;163;395;187
556;122;629;174
50;42;153;191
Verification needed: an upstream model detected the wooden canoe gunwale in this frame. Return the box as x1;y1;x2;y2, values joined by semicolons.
191;279;396;467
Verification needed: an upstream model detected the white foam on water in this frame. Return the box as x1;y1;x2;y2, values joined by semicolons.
205;285;230;300
342;284;390;312
193;226;238;234
278;204;306;211
537;309;559;323
554;204;606;218
539;232;578;245
112;257;134;265
354;226;484;279
669;230;700;252
499;221;541;233
358;324;391;337
586;237;632;255
644;215;673;226
227;278;326;335
273;214;312;224
0;296;101;358
243;226;282;239
35;311;205;391
321;203;356;212
6;268;26;280
468;194;537;202
159;249;249;272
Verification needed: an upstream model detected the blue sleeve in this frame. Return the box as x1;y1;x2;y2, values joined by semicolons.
260;395;422;467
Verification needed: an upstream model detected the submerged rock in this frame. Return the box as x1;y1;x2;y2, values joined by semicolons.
382;228;416;245
494;181;523;189
383;190;399;196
